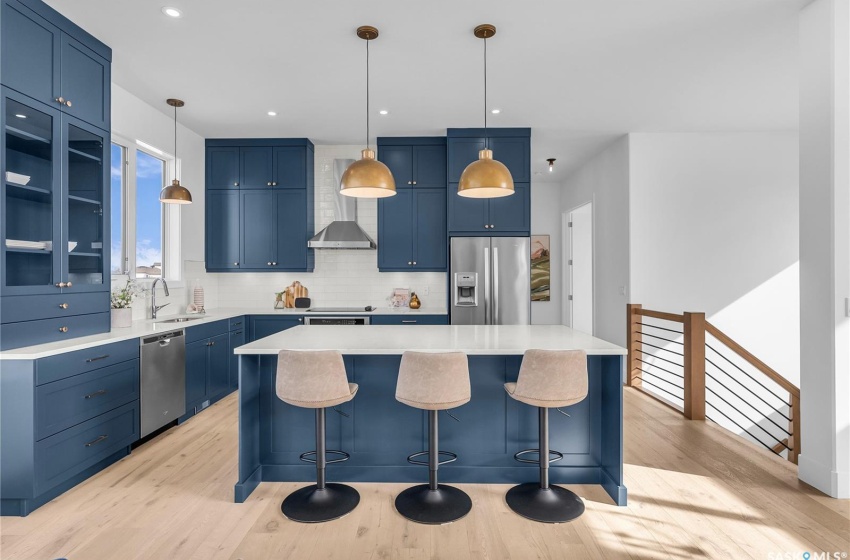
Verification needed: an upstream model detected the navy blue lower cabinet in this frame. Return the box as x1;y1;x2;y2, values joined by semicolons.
185;339;208;410
235;353;627;506
207;333;230;401
184;326;234;419
249;316;303;341
229;326;246;390
369;315;448;325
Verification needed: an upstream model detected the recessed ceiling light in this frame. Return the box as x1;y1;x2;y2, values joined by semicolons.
379;110;389;115
161;7;182;18
267;111;277;116
491;109;501;114
14;113;26;119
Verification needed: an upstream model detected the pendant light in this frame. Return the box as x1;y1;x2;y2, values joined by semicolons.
159;98;192;204
339;26;396;198
458;24;514;199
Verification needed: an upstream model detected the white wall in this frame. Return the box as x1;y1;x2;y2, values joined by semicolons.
798;0;850;499
531;183;562;324
560;136;631;346
629;132;800;385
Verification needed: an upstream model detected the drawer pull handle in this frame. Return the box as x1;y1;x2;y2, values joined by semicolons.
402;320;417;323
86;355;110;363
84;389;108;399
59;303;69;309
59;326;69;333
233;331;243;336
232;321;243;326
84;434;109;447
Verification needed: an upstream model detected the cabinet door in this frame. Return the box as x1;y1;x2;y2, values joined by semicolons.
205;190;240;270
63;116;108;293
488;137;530;183
378;145;412;186
413;145;446;188
447;184;489;234
377;189;414;270
239;190;274;269
185;339;208;408
206;147;240;190
2;90;63;296
488;182;530;234
239;147;273;189
412;189;446;270
273;190;307;270
447;137;485;182
207;333;230;400
1;0;60;108
229;327;245;390
59;35;109;130
249;316;302;341
272;147;306;189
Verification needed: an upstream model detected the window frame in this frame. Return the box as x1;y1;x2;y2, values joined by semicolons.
110;133;182;283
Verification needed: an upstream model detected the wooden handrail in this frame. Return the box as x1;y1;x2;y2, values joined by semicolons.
627;304;801;465
704;322;799;397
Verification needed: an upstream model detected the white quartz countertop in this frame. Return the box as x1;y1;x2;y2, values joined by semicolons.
0;306;448;360
235;325;627;356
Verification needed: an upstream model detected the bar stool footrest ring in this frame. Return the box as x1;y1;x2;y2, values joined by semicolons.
514;448;564;465
407;450;457;467
299;449;350;464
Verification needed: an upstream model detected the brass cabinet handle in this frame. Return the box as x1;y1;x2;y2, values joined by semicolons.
207;341;216;346
86;354;109;363
490;224;494;228
272;182;277;186
65;100;72;107
484;225;490;229
234;182;239;186
408;261;412;265
59;326;69;333
66;281;73;287
267;262;272;266
85;434;108;447
55;282;67;288
413;261;417;265
59;303;69;309
272;262;277;266
412;181;417;185
267;182;272;186
234;262;239;266
407;181;412;185
56;96;65;104
84;389;107;399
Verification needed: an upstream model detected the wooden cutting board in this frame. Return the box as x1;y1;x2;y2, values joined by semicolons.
283;281;308;308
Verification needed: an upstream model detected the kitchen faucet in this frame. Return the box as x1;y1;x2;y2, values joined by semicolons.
151;277;170;319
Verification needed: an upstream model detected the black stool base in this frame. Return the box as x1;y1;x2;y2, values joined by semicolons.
505;483;585;523
395;484;472;525
281;483;360;523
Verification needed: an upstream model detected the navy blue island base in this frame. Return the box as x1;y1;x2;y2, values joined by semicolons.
235;348;626;506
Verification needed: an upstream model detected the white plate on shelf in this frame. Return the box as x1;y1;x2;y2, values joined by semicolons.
6;239;49;250
6;172;31;185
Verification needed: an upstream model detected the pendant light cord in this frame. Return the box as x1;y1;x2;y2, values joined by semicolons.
484;37;488;149
173;104;178;163
366;38;370;150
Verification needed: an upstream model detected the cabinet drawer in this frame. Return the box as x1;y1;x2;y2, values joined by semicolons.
1;312;110;352
228;316;245;332
35;401;138;494
36;337;138;386
1;292;109;324
370;315;448;325
36;359;139;440
185;319;229;344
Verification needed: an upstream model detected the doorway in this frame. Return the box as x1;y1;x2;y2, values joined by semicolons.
564;203;593;334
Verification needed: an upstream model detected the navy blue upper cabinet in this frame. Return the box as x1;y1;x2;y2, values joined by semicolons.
377;138;447;272
205;139;314;272
59;35;110;130
205;191;240;269
206;147;240;190
1;1;59;108
447;129;531;236
240;147;273;189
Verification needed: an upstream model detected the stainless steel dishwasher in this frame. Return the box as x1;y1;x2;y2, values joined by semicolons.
140;330;186;438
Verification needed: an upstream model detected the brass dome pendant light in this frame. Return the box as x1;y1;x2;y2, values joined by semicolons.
458;24;514;198
340;26;396;198
159;98;192;204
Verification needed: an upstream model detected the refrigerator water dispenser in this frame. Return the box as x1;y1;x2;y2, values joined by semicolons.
454;273;478;306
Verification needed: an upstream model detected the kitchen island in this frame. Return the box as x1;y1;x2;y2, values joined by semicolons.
234;325;628;505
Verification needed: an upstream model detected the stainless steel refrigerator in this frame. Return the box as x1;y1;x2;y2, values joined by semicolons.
450;237;530;325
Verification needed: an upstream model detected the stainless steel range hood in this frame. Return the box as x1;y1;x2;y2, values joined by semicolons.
308;159;377;249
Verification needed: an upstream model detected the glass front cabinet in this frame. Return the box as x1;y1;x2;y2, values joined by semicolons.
2;87;108;297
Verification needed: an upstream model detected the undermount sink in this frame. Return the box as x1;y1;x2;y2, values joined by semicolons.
156;317;202;324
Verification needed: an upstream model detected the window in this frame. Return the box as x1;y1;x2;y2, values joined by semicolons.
110;136;181;281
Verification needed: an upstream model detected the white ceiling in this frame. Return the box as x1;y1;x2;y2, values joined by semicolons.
45;0;805;179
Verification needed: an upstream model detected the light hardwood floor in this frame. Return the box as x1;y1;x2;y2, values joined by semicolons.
2;388;847;559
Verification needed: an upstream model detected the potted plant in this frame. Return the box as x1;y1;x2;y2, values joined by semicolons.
110;280;139;328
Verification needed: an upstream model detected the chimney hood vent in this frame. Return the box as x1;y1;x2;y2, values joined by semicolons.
308;159;376;249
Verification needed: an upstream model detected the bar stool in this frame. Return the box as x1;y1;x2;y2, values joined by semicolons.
276;350;360;523
394;351;472;525
504;349;588;523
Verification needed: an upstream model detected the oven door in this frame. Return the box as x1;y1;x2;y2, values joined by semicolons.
304;316;370;326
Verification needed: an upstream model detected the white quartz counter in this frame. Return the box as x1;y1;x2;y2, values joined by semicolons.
235;325;627;356
0;306;448;360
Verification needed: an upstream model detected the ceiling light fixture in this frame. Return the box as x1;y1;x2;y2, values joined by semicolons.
14;113;26;119
267;111;277;116
339;26;396;198
379;109;389;115
161;7;182;17
159;99;192;204
547;158;556;172
458;24;514;199
491;109;500;114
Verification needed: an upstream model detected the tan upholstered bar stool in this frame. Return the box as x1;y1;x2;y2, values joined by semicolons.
394;351;472;524
276;350;359;523
505;349;589;523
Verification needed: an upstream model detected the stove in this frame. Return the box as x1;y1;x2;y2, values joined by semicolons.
306;306;374;313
